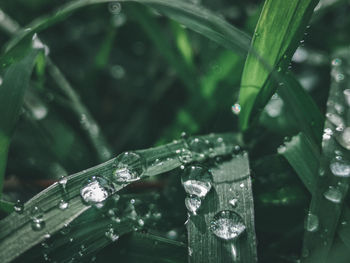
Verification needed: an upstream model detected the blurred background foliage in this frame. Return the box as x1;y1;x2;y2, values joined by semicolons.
0;0;350;262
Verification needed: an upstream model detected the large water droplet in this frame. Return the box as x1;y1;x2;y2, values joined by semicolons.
187;137;210;159
31;206;45;231
80;176;115;205
265;94;283;118
112;152;145;183
323;186;342;203
305;213;319;232
185;195;201;215
181;165;212;198
209;210;246;241
330;158;350;177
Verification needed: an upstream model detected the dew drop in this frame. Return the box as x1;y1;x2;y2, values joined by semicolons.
14;200;24;214
112;152;145;183
80;176;115;205
31;206;45;231
231;103;241;115
58;200;69;210
229;198;238;208
332;58;342;66
181;165;213;198
304;213;319;232
323;186;342;203
265;94;283;118
185;195;201;215
343;89;350;107
330;158;350;177
187;137;210;159
209;210;246;241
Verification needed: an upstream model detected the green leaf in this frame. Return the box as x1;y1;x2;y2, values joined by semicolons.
238;0;319;131
187;153;257;262
0;48;41;196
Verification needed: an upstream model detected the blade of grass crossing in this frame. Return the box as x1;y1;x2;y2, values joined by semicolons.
187;153;257;262
300;48;350;263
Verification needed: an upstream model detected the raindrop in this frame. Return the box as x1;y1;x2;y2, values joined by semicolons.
330;158;350;177
304;213;319;232
209;210;246;241
105;227;119;242
112;152;145;183
80;176;115;205
185;195;201;215
323;128;333;140
332;58;342;66
58;200;69;210
14;200;24;214
231;103;241;115
335;73;345;82
59;176;68;190
108;2;122;14
110;65;125;79
229;198;238;208
31;206;45;231
181;165;213;198
265;94;283;118
188;247;193;257
323;186;342;203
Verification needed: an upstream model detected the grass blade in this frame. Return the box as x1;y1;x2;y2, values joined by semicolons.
187;153;257;262
0;48;42;196
238;0;319;131
300;48;350;263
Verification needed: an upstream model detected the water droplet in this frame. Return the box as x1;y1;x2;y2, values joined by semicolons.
14;200;24;214
209;210;246;241
229;198;238;208
80;176;115;205
304;213;319;232
185;195;201;215
105;227;119;242
108;2;122;14
58;200;69;210
323;186;342;203
181;165;212;198
188;247;193;257
112;152;145;183
138;218;145;226
231;103;241;115
332;58;342;66
323;128;333;140
335;73;345;82
330;158;350;177
110;65;125;79
265;94;283;118
31;206;45;231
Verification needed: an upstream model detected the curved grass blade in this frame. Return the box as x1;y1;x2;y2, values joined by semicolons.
5;0;250;57
0;133;240;263
300;48;350;263
238;0;319;131
0;48;42;196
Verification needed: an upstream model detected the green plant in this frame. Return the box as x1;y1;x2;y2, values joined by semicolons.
0;0;350;262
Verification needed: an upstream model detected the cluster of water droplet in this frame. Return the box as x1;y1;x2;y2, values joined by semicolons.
181;164;213;215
